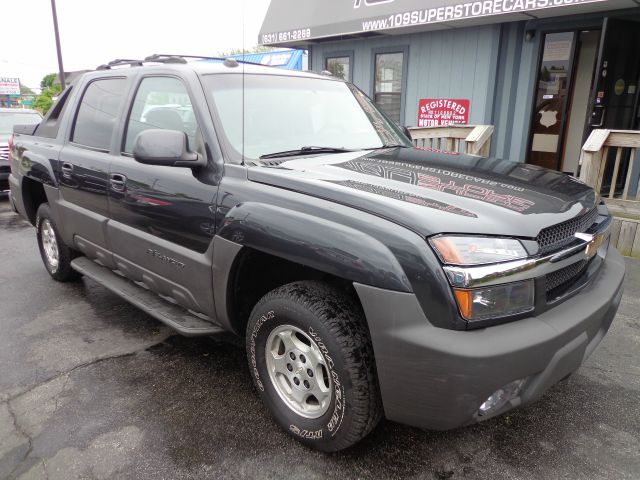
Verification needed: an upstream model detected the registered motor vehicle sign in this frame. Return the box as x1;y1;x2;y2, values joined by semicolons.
417;98;469;127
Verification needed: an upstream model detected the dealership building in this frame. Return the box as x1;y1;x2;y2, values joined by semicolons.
259;0;640;176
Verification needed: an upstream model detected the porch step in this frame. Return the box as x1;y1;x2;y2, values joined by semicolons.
71;257;225;336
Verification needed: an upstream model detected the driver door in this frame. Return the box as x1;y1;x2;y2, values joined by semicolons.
107;74;219;317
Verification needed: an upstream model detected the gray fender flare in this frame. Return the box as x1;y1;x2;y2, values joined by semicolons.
212;202;412;330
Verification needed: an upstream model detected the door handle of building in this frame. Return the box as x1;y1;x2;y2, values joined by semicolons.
110;173;127;192
590;106;605;127
61;162;74;179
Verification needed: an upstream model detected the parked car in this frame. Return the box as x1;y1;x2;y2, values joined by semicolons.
0;108;41;191
8;55;625;452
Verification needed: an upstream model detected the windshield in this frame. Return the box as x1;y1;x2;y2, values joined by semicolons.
204;74;411;161
0;111;42;135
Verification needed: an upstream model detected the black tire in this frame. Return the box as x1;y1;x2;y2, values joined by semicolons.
36;203;80;282
246;280;382;452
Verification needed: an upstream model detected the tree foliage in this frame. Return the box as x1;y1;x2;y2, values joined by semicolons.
40;73;57;89
34;74;62;114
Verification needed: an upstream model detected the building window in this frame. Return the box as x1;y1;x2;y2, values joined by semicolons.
325;56;350;81
71;78;127;150
374;51;404;123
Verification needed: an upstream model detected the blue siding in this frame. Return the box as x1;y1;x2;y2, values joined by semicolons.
309;9;640;165
491;22;526;160
311;25;502;127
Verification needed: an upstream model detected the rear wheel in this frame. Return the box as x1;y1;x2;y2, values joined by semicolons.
246;281;382;451
36;203;80;282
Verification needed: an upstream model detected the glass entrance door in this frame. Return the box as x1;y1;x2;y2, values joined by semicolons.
587;18;640;133
527;32;577;171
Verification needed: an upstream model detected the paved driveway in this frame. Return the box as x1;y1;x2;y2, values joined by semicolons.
0;197;639;480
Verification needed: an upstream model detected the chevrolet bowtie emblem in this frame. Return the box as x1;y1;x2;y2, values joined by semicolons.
575;232;605;258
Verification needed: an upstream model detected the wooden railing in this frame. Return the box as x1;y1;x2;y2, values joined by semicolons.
579;129;640;257
579;129;640;202
408;124;495;157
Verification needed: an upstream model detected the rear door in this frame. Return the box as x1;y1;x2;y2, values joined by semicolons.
57;76;128;267
107;73;219;318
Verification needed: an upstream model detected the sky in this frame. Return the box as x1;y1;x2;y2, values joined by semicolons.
1;0;271;92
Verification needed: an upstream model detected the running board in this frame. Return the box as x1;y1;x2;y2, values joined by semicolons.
71;257;224;337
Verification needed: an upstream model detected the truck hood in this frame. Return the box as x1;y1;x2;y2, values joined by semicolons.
247;148;597;238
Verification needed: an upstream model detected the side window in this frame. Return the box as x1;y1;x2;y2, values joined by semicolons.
71;78;127;150
35;86;73;139
123;77;199;153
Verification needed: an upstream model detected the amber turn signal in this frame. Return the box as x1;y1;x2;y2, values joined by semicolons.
453;289;472;319
453;281;534;321
431;237;464;264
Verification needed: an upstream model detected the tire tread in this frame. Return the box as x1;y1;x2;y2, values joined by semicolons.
252;280;382;451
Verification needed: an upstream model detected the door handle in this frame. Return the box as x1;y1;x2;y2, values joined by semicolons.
61;162;74;179
110;173;127;192
590;106;606;128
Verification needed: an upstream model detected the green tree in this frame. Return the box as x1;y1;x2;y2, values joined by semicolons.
40;73;57;89
33;74;62;114
20;85;35;95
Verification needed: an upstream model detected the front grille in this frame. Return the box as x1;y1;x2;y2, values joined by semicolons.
546;259;589;300
536;208;599;255
0;145;8;161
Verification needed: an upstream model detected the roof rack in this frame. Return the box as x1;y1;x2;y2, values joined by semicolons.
96;54;270;70
96;58;145;70
149;54;267;68
96;55;188;70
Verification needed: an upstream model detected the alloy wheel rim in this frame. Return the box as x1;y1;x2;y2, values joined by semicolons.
41;219;59;270
265;325;333;418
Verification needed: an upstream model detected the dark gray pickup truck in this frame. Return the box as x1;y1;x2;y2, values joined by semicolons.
8;55;625;451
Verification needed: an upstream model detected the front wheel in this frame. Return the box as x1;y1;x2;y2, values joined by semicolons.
36;203;80;282
246;281;382;452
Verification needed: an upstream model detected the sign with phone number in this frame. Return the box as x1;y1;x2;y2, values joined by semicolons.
262;28;311;44
0;77;20;96
417;98;470;127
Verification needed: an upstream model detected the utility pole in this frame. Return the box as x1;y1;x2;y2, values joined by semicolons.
50;0;65;90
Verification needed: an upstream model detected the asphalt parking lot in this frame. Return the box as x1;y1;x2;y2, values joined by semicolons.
0;196;638;480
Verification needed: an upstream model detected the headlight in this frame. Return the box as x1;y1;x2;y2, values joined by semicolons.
430;235;527;265
453;280;535;321
430;235;534;322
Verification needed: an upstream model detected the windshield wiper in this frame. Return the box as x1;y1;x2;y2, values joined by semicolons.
363;144;411;150
259;146;354;160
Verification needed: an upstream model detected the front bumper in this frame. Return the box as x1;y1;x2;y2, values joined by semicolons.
354;245;625;430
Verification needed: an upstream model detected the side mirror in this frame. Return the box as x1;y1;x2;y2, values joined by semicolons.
133;129;206;168
402;126;412;141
